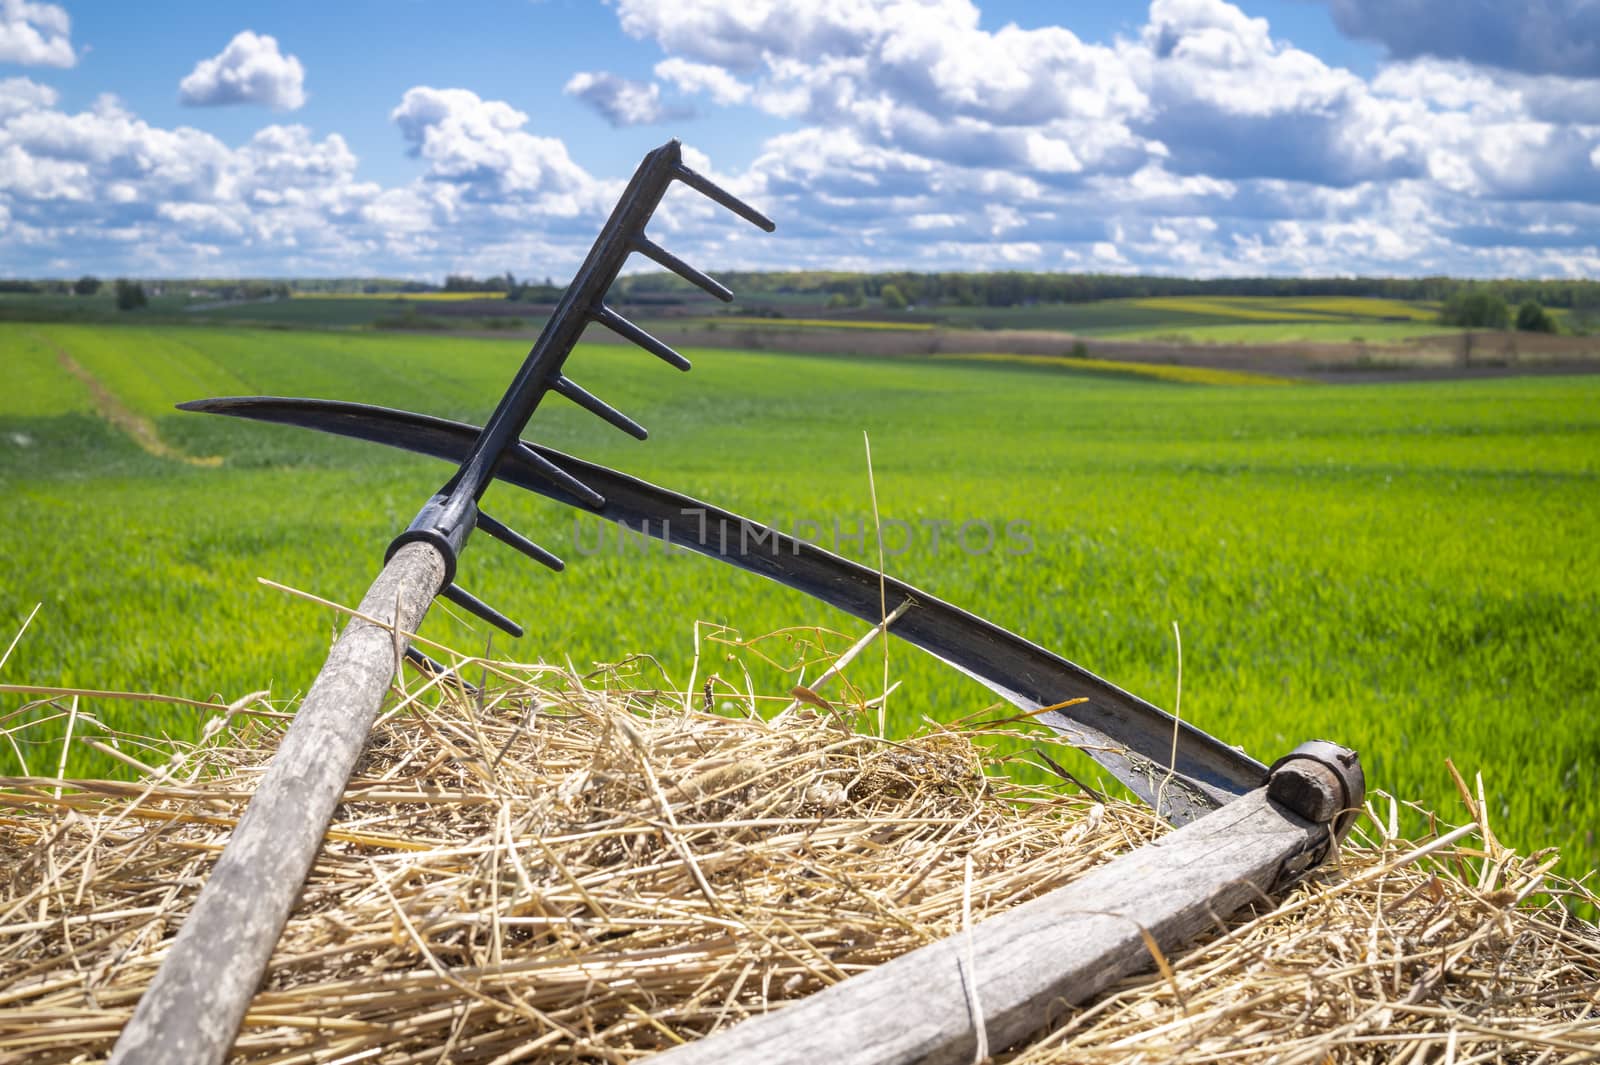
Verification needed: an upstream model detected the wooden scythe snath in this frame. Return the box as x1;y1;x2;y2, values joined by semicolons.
111;140;1364;1064
651;757;1358;1065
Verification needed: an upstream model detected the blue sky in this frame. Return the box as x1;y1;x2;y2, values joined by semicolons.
2;0;1597;280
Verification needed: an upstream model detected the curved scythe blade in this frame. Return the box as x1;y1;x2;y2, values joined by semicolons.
180;395;1268;823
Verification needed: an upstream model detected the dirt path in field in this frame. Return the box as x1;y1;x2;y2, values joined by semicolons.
46;338;221;466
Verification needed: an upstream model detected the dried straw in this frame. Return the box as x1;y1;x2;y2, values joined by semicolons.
1015;800;1600;1064
1;649;1596;1064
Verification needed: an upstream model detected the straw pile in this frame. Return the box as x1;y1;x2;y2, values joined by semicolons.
2;653;1597;1064
1013;798;1600;1064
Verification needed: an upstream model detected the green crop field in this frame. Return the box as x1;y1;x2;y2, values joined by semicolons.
5;288;1470;346
1267;296;1443;321
183;296;524;329
698;316;937;332
0;290;532;330
875;294;1462;342
293;291;509;301
1111;321;1456;343
185;297;400;328
5;321;1599;884
928;352;1299;385
1127;297;1341;323
868;300;1223;333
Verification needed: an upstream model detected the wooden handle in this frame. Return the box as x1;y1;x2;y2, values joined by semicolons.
109;541;445;1065
650;787;1330;1065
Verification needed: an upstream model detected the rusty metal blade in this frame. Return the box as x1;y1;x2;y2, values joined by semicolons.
177;395;1268;823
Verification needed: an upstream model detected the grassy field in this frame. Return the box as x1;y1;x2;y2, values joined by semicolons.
293;291;509;301
1265;296;1442;321
0;290;199;321
5;321;1599;882
929;352;1299;385
186;296;525;328
894;295;1460;342
704;316;936;332
0;290;531;330
1112;321;1457;343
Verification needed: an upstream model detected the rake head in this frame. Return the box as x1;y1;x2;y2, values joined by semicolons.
384;140;772;637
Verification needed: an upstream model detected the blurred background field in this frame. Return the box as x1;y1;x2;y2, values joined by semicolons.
9;281;1599;390
4;319;1598;882
9;282;1594;350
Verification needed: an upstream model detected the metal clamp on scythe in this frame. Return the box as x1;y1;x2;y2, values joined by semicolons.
111;139;1365;1065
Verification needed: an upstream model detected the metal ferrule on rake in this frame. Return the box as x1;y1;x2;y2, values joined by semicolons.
389;139;774;636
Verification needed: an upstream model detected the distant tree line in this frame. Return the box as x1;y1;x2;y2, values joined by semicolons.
618;269;1600;317
443;272;515;293
507;277;564;302
292;278;433;294
1439;285;1565;333
115;279;147;310
441;272;566;302
0;277;288;299
2;269;1595;333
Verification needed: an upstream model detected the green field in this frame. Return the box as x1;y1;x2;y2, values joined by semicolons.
929;352;1299;385
5;321;1599;882
1112;321;1456;343
9;289;1465;345
898;295;1460;341
0;290;533;330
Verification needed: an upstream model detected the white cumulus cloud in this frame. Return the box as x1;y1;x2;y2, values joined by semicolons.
563;71;688;126
0;88;403;274
179;31;307;110
5;0;1600;280
392;85;603;216
595;0;1600;276
614;0;895;71
0;0;73;67
0;75;57;119
655;58;750;105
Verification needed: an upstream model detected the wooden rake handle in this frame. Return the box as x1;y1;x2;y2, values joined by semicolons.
109;542;445;1065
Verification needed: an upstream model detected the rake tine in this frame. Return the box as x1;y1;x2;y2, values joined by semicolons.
477;510;564;572
630;235;734;302
513;444;605;507
441;582;524;638
673;162;776;232
551;374;648;440
402;646;482;696
590;304;691;371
